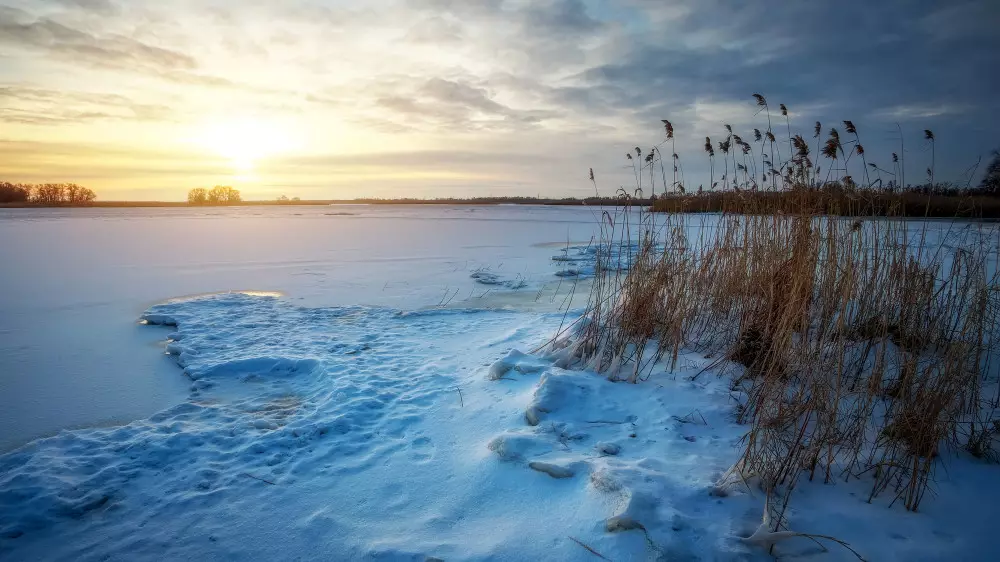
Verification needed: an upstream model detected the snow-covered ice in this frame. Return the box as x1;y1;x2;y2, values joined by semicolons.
1;294;618;560
0;204;602;451
2;206;998;561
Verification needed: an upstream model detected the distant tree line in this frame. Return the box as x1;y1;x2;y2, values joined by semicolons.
348;195;633;206
0;182;97;205
187;185;242;205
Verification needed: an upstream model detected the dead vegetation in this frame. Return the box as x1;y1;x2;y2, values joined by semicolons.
547;96;1000;538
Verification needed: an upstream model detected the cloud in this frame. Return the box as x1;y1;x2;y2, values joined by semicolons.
50;0;120;15
917;2;999;42
0;86;174;124
520;0;602;34
418;0;600;34
274;148;550;170
0;6;195;72
403;15;464;43
0;5;279;95
157;71;236;88
364;76;557;132
872;104;971;121
503;0;1000;183
0;138;188;159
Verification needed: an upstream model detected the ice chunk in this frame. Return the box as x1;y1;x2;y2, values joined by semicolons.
184;357;323;381
486;349;549;380
606;515;645;533
528;461;575;479
525;370;594;426
595;441;621;455
486;431;550;461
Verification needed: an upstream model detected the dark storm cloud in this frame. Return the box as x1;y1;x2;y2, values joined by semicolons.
520;0;602;34
570;0;999;115
521;0;1000;181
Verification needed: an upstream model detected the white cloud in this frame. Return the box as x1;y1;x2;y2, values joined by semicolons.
872;103;970;121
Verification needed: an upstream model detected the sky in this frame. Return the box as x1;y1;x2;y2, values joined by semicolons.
0;0;997;201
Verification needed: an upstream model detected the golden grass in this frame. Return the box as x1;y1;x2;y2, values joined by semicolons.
651;189;1000;218
566;200;998;521
551;100;1000;529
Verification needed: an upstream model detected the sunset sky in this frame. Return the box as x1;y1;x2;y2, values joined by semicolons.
1;0;997;200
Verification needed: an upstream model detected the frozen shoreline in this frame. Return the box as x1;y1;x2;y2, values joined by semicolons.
3;292;997;561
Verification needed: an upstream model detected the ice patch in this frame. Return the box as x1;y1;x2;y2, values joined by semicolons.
554;268;584;278
549;243;642;279
470;269;528;290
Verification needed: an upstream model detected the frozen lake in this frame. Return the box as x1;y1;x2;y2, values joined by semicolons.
3;205;997;562
0;204;606;452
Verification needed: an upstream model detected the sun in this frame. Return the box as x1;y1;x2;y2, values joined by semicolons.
196;117;297;173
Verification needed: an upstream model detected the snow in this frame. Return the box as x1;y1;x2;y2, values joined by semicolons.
486;349;548;380
2;294;610;560
1;206;998;561
0;205;602;451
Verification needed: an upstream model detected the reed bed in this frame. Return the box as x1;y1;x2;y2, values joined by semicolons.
651;189;1000;218
548;97;1000;536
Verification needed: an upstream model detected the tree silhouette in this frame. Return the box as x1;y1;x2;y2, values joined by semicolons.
0;182;30;203
0;182;96;205
188;188;208;205
65;184;95;203
188;186;240;205
34;183;65;204
207;185;241;204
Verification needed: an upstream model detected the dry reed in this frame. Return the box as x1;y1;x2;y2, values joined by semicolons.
548;97;1000;540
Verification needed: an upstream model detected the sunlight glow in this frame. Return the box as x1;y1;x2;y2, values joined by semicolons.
194;117;299;173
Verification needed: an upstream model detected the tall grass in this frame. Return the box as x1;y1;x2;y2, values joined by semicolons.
651;189;1000;218
547;98;1000;536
